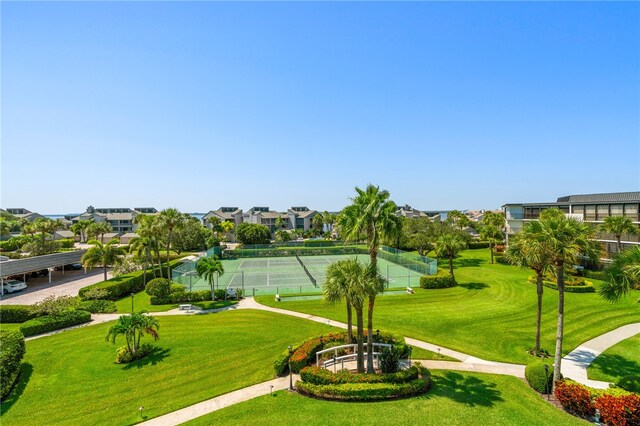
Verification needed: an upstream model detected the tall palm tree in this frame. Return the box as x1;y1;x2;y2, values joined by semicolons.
600;216;638;253
312;214;324;232
81;239;126;281
434;231;467;282
600;246;640;303
324;260;354;343
129;236;153;288
481;212;505;264
506;222;552;354
337;184;402;269
159;208;187;282
364;263;387;373
196;256;225;300
538;208;600;386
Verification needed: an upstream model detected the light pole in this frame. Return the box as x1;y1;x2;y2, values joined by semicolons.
288;345;293;391
131;292;135;313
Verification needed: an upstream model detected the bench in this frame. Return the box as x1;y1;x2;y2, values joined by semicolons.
406;287;415;294
179;304;192;311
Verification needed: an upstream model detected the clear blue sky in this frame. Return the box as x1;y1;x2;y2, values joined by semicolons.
2;2;639;214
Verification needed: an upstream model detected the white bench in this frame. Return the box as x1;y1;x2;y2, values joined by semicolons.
406;287;415;294
179;304;192;310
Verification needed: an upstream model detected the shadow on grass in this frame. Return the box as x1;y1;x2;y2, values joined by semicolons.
454;258;484;268
428;371;503;407
590;354;640;379
0;363;33;414
458;282;489;290
122;346;171;370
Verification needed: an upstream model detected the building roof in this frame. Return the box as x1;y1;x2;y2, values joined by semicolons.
105;212;135;221
120;232;139;238
55;230;75;238
557;192;640;204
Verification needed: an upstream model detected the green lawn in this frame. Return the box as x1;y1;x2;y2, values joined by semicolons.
114;291;237;313
185;371;585;426
587;333;640;383
256;249;640;364
0;310;334;425
411;346;458;361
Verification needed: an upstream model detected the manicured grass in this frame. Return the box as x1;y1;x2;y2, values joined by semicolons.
411;346;458;361
256;249;640;364
185;371;584;426
0;310;334;425
114;291;237;313
587;333;640;383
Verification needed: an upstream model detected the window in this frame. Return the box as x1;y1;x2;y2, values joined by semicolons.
610;204;623;216
585;205;596;220
624;204;638;220
597;205;609;220
572;205;584;216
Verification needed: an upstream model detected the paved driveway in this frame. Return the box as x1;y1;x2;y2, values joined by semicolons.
0;268;112;305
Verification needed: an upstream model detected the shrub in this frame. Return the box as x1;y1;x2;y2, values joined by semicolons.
0;330;26;399
57;238;75;249
554;380;596;417
150;289;213;305
379;346;402;374
595;394;640;426
77;299;117;313
468;241;491;249
81;288;110;301
274;350;291;377
32;295;77;316
303;239;334;247
19;310;91;337
0;305;36;323
582;269;606;281
617;376;640;394
290;338;324;373
300;365;423;385
525;362;554;394
79;259;184;300
496;256;511;265
527;276;595;293
420;270;456;289
114;343;155;364
236;223;271;245
145;278;171;298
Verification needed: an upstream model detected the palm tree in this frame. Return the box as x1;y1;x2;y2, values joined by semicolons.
600;216;638;253
196;256;225;300
506;222;552;354
81;239;126;281
159;208;187;282
599;246;640;303
337;184;402;269
324;260;355;343
312;214;324;232
105;312;160;356
220;221;235;241
364;263;387;373
434;231;466;282
481;212;505;264
129;236;153;288
538;208;600;386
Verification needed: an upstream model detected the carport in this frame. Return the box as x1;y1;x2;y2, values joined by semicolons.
0;250;88;284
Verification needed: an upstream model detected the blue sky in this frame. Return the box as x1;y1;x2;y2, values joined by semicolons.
2;2;639;214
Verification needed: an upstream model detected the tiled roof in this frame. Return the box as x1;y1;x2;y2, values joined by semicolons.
557;192;640;204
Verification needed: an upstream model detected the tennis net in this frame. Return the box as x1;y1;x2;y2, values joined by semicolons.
296;254;318;287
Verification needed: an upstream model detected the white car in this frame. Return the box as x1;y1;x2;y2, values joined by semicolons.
1;279;27;294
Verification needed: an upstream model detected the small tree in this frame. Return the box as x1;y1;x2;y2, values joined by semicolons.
196;256;225;300
434;231;466;283
81;239;125;281
600;246;640;303
105;313;160;361
236;223;271;245
600;216;638;253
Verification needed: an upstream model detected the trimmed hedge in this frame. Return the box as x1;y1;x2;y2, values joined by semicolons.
0;330;26;399
57;238;75;249
79;259;184;300
554;380;596;418
468;241;491;249
145;278;171;297
77;299;117;314
300;365;422;385
226;246;367;259
617;375;640;394
528;276;595;293
19;310;91;337
420;270;456;289
582;269;606;281
595;394;640;426
525;362;554;394
0;305;37;323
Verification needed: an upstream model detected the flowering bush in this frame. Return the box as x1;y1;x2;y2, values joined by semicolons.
554;380;595;418
595;394;640;426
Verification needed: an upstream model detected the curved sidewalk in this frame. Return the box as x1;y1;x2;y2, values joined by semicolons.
561;322;640;389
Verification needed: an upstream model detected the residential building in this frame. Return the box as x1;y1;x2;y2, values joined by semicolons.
244;207;287;234
396;204;429;219
503;192;640;257
286;207;317;232
4;208;44;222
70;206;158;233
202;207;244;242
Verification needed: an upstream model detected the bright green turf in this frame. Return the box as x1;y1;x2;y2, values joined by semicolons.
114;291;237;313
0;323;23;333
184;371;584;426
256;249;640;364
0;310;334;425
587;333;640;383
411;345;458;361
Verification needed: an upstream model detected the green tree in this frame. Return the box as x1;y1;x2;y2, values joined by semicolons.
324;260;355;343
600;216;638;253
403;217;434;256
275;216;287;231
506;222;552;354
196;256;225;300
599;246;640;303
105;312;160;357
129;235;153;288
159;208;187;281
87;222;112;244
275;229;291;242
312;214;324;232
337;184;402;269
220;221;235;241
236;223;271;245
538;208;600;386
70;219;93;243
81;239;126;281
172;217;212;253
134;214;162;278
434;230;466;283
481;212;505;264
447;210;471;230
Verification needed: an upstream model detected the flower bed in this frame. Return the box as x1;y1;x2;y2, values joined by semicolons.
554;380;639;424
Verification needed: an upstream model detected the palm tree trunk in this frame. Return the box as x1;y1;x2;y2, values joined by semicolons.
553;263;565;387
356;307;365;374
143;249;149;288
166;230;172;283
616;235;622;253
490;241;494;264
366;296;375;373
346;300;353;343
103;264;108;281
449;257;455;281
535;270;544;353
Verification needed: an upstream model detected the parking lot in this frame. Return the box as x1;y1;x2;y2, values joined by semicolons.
0;268;112;305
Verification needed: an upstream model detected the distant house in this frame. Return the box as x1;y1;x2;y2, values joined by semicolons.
119;232;138;244
287;207;317;232
70;206;158;233
202;207;244;242
396;204;429;219
52;230;76;241
245;207;287;234
4;208;44;222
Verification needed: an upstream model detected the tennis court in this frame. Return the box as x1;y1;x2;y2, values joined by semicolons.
176;253;426;296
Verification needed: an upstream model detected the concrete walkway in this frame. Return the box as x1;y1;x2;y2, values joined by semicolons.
139;375;296;426
561;322;640;389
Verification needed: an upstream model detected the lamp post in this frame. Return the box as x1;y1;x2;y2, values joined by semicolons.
131;292;135;313
288;345;293;391
544;364;550;400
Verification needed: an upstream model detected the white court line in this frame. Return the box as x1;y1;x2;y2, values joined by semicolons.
238;259;245;269
227;272;239;289
267;259;270;268
267;273;270;287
